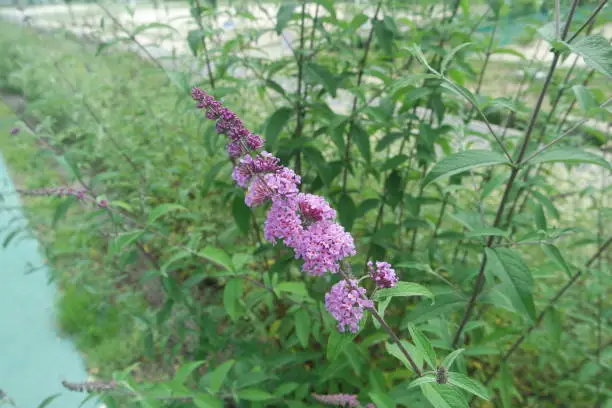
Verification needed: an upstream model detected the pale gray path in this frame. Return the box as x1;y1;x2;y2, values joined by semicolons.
0;153;97;408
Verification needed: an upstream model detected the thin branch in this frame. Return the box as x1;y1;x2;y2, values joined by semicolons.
520;98;612;165
97;3;166;72
567;0;608;43
341;0;383;192
481;236;612;386
193;0;216;90
451;0;580;347
292;1;307;177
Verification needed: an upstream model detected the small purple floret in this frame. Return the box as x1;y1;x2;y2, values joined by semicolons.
325;279;373;333
368;261;398;289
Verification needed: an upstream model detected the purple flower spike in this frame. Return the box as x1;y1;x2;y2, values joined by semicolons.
312;393;360;407
232;152;283;188
19;186;88;200
368;261;398;289
325;279;373;333
295;220;355;276
10;127;20;135
192;87;262;158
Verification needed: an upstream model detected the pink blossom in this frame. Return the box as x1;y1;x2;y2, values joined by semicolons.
312;393;360;407
295;220;355;276
325;279;373;333
368;261;398;289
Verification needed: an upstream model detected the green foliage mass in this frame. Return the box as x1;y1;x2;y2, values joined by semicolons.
0;0;610;407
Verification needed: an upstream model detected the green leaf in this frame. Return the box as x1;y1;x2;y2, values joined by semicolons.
207;360;235;394
465;228;508;239
132;22;177;36
173;360;205;385
2;229;20;249
381;154;409;172
544;306;562;348
148;204;187;224
338;193;356;231
232;194;251;234
439;81;479;110
499;362;513;408
423;150;510;186
351;123;371;163
441;43;472;74
238;388;274;401
95;37;129;55
525;148;611;170
407;375;437;389
275;282;308;298
223;278;244;321
295;308;310;348
161;250;192;274
447;372;491;401
110;230;144;255
373;282;433;302
53;196;77;226
420;383;469;408
531;191;560;219
441;349;465;370
374;19;395;56
275;3;296;33
274;382;299;397
304;62;337;97
407;324;437;369
187;29;203;56
264;106;293;147
194;394;223;408
481;173;508;199
541;244;572;277
311;0;335;20
572;85;597;113
534;204;547;231
567;34;612;79
328;330;356;361
369;392;396;408
197;246;235;271
37;394;61;408
486;248;536;321
385;341;423;372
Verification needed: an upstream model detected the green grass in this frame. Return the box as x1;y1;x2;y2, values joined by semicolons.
0;66;146;380
0;21;251;379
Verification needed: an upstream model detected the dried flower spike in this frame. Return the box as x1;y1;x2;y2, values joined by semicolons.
312;393;360;407
436;366;448;384
61;379;117;393
18;187;87;201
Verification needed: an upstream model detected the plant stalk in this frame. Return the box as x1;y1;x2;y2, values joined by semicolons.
341;0;383;192
479;235;612;388
451;1;579;346
293;1;307;177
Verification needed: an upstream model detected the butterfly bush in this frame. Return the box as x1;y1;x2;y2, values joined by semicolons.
192;88;395;332
367;261;398;289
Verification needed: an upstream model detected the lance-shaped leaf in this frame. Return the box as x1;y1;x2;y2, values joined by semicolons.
486;248;536;321
423;150;510;186
525;148;611;170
